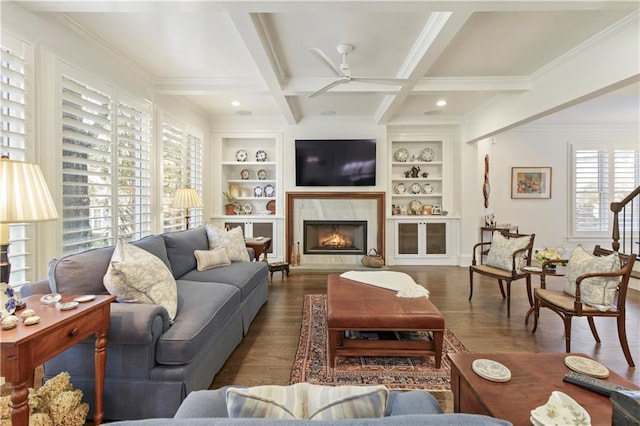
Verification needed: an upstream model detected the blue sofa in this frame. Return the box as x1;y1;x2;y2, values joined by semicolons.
20;227;268;421
107;387;512;425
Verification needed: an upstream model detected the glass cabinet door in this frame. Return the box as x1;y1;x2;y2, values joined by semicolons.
398;222;419;255
426;223;446;254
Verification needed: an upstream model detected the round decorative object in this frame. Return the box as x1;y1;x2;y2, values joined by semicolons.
255;150;268;162
266;200;276;214
40;293;62;305
253;186;263;197
564;355;609;378
1;282;16;318
410;182;422;194
257;169;267;180
471;359;512;382
235;149;248;162
394;148;410;162
423;183;434;194
419;148;435;162
56;301;79;311
409;199;422;214
263;184;275;197
394;183;406;194
1;315;18;330
20;308;36;321
74;294;96;303
242;203;253;215
24;315;40;326
240;169;250;180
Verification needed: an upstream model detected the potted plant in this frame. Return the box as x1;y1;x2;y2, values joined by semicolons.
223;192;238;215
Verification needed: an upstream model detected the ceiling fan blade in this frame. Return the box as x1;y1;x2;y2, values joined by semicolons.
308;78;347;98
309;48;342;77
350;77;409;86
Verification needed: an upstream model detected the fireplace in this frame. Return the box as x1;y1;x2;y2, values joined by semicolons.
303;220;367;255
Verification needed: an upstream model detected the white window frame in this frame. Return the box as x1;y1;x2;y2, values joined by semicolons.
569;141;640;239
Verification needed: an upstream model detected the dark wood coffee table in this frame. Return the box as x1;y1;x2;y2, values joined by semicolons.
326;273;445;368
449;352;639;425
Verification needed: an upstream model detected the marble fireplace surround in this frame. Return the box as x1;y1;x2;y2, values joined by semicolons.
285;192;385;265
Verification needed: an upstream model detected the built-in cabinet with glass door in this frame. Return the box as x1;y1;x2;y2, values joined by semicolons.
212;132;284;262
386;132;459;265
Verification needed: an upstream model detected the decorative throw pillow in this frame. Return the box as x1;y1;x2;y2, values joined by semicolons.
205;223;250;262
485;232;531;271
563;246;619;311
194;247;231;271
103;238;178;321
226;383;388;420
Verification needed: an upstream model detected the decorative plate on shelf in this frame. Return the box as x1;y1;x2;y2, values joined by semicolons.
263;184;275;197
257;169;267;180
419;147;435;162
394;183;406;194
394;148;410;162
242;203;253;215
1;282;16;318
423;183;434;193
564;355;609;378
410;182;422;194
255;150;268;162
266;200;276;214
235;149;248;162
409;199;422;214
471;359;512;382
240;169;250;180
253;186;263;197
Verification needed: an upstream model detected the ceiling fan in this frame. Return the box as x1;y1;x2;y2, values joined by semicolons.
308;43;409;98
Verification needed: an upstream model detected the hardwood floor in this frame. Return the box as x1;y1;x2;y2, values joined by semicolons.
211;266;639;389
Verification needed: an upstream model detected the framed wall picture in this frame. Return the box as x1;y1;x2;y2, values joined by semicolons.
511;167;552;199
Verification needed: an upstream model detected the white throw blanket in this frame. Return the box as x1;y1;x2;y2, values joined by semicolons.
340;271;430;298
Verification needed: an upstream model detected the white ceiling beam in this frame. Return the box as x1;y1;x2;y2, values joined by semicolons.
374;11;471;124
414;76;531;93
154;78;267;95
225;8;300;124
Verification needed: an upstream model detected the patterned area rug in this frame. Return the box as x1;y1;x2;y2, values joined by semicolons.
289;294;468;410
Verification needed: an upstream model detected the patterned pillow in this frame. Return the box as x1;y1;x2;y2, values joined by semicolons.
564;246;619;311
205;224;250;262
226;383;388;420
194;247;231;271
485;232;531;271
103;239;178;321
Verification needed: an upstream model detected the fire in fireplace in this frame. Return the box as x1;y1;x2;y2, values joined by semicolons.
303;220;367;255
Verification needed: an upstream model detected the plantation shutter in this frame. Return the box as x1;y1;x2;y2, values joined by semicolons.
116;97;152;241
61;75;114;254
1;35;31;285
186;130;203;227
162;120;185;232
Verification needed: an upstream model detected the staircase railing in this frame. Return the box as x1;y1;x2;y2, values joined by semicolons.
610;185;640;259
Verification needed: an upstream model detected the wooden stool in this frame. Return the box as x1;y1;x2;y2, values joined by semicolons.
268;262;290;279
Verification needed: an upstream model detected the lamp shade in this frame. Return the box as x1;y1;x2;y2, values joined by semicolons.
171;187;203;209
0;157;59;223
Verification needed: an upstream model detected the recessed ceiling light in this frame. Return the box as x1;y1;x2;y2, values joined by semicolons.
320;110;336;116
236;110;252;116
436;99;447;107
231;100;241;107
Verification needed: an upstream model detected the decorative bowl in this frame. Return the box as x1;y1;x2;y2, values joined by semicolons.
531;391;590;426
394;148;410;162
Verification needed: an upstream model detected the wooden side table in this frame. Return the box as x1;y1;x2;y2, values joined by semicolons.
1;294;115;426
245;237;272;261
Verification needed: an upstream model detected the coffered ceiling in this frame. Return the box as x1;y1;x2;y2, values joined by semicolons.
15;1;640;128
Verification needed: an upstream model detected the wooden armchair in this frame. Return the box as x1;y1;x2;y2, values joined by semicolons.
469;232;535;317
531;245;637;367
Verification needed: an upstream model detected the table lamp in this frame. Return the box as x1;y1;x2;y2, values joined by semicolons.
0;156;59;284
171;187;203;229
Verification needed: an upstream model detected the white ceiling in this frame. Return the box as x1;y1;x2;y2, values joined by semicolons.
18;1;640;127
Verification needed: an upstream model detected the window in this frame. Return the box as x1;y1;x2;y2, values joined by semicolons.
1;33;33;286
61;72;152;255
162;117;203;232
570;142;640;237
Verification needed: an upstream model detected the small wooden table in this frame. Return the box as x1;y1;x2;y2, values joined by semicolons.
245;237;272;261
449;352;639;425
327;273;445;368
522;265;565;325
0;294;115;426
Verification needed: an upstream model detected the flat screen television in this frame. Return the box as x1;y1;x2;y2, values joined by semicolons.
295;139;376;186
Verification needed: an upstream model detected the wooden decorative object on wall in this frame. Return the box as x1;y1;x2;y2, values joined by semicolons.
483;155;490;208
